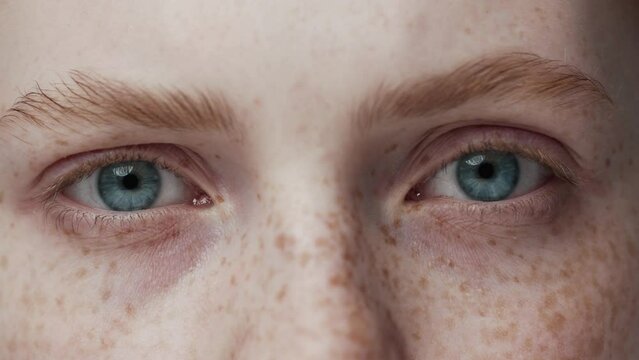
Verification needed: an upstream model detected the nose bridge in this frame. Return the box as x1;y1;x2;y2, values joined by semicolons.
246;160;397;359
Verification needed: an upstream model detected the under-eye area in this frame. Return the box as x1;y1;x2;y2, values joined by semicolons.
388;125;586;271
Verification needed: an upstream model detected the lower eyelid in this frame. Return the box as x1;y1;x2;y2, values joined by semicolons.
404;177;570;226
42;199;203;250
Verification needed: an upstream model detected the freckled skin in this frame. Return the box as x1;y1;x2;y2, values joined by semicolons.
0;0;638;359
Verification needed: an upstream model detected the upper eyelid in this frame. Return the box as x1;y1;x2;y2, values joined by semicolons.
27;144;214;205
393;125;583;191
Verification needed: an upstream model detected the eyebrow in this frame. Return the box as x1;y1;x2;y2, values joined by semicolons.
0;70;238;133
353;52;612;129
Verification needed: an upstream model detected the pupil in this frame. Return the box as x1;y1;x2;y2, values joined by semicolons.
121;174;139;190
477;163;495;179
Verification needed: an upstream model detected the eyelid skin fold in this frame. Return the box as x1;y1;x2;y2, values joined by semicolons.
397;125;584;194
28;144;215;206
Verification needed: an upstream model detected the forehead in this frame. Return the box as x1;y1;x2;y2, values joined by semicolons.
0;0;595;122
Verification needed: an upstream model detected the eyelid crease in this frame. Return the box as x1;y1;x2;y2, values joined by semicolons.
397;126;584;193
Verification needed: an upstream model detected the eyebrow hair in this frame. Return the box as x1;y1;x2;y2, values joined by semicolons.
353;52;612;129
0;70;238;133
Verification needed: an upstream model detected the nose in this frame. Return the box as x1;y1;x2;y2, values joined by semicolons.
236;163;407;359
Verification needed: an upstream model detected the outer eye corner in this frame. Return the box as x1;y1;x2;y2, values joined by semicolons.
404;185;425;203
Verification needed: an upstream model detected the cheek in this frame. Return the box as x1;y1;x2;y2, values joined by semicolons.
382;206;637;357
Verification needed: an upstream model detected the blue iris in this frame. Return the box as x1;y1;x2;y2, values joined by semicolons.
456;151;519;201
98;161;161;211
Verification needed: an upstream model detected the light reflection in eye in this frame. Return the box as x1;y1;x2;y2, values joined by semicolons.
406;150;552;202
64;160;195;212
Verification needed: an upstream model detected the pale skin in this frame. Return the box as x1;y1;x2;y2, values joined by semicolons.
0;1;638;359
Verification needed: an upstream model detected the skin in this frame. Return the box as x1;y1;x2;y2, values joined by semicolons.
0;0;638;359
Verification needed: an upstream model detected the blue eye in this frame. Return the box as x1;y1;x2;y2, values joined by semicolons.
407;149;551;202
64;159;194;212
456;151;519;201
98;161;161;211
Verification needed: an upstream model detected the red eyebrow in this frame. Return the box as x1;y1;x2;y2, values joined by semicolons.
353;52;612;130
0;70;240;133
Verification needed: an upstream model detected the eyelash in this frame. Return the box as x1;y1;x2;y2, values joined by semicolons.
432;141;574;184
403;126;580;188
399;126;579;222
32;144;213;242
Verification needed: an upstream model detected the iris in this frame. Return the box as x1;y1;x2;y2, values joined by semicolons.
456;151;519;201
97;161;161;211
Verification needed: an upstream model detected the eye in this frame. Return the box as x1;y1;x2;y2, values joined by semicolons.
406;150;552;202
64;160;194;211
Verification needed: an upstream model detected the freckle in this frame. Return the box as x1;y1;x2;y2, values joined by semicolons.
214;194;225;203
299;252;311;267
276;285;287;302
100;336;115;349
0;255;7;270
491;326;511;341
329;272;350;287
383;143;398;154
230;275;236;286
543;293;557;308
545;312;566;333
381;267;390;280
125;303;136;317
0;191;4;203
523;336;533;350
379;225;397;246
447;260;455;268
605;158;611;168
419;276;428;288
55;296;65;309
534;6;546;21
81;248;90;256
464;27;472;34
75;267;87;279
101;289;112;302
108;261;117;273
275;233;294;252
55;139;69;146
487;239;497;246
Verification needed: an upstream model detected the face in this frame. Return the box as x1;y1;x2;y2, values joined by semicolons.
1;1;638;359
